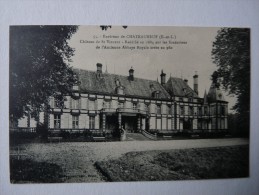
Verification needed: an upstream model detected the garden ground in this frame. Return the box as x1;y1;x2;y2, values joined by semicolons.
10;138;249;183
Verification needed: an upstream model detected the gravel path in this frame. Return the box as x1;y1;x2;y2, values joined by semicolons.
11;138;248;183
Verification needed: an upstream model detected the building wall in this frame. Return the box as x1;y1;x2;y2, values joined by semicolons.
19;91;228;133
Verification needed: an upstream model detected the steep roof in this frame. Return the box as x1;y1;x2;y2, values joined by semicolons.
207;83;226;102
164;77;198;97
73;68;171;99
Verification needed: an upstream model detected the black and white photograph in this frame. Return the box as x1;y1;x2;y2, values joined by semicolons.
9;25;250;183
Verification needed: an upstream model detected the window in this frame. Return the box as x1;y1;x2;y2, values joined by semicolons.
180;106;185;115
88;100;96;110
221;119;225;129
116;86;124;95
144;104;148;111
89;116;95;129
167;105;172;115
189;106;193;115
198;107;202;116
54;98;60;108
221;106;225;115
118;102;124;108
153;91;160;98
71;98;79;109
72;116;79;129
104;101;111;109
198;119;202;129
179;97;183;102
54;114;61;128
133;103;137;110
145;104;150;112
204;107;208;115
210;105;214;115
157;105;161;115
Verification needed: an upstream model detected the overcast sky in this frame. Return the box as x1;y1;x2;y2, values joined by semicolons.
68;26;236;111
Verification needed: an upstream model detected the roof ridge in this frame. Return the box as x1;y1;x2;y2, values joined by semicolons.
73;67;164;83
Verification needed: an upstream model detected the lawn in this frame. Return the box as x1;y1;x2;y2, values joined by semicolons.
10;158;65;183
95;145;249;181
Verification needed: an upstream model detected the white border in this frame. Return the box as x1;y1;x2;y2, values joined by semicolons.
1;0;259;195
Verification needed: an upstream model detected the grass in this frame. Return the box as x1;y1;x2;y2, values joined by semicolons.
10;158;65;183
95;145;249;182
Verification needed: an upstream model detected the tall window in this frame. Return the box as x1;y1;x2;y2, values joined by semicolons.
144;104;148;111
204;107;208;115
54;114;61;128
198;107;202;116
133;103;137;110
189;106;193;115
104;101;111;109
180;106;185;115
71;98;79;109
118;102;124;108
145;104;150;112
89;100;96;110
54;98;61;108
167;105;172;115
221;106;225;115
198;119;202;129
72;116;79;129
157;105;161;115
89;116;95;129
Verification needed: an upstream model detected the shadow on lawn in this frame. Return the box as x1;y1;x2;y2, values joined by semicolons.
10;158;65;183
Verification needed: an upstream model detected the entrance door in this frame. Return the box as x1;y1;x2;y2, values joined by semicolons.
122;116;137;133
183;119;192;130
106;115;118;130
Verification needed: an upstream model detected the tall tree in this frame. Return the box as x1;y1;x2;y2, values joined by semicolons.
211;28;250;135
10;25;78;121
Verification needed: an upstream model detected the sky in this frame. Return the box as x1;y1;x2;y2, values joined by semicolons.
68;25;236;112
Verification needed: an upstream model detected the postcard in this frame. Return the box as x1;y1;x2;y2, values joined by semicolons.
9;25;250;183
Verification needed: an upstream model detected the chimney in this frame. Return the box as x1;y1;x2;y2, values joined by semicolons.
160;70;166;86
193;71;198;95
129;67;134;81
96;63;102;73
184;79;188;84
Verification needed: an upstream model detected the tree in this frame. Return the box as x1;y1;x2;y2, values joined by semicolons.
211;28;250;136
10;25;78;121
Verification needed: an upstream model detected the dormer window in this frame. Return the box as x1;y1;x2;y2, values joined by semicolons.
152;90;161;98
115;79;121;86
116;86;125;95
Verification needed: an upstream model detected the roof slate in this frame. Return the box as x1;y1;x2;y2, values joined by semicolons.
207;83;226;102
164;77;198;97
73;68;171;99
